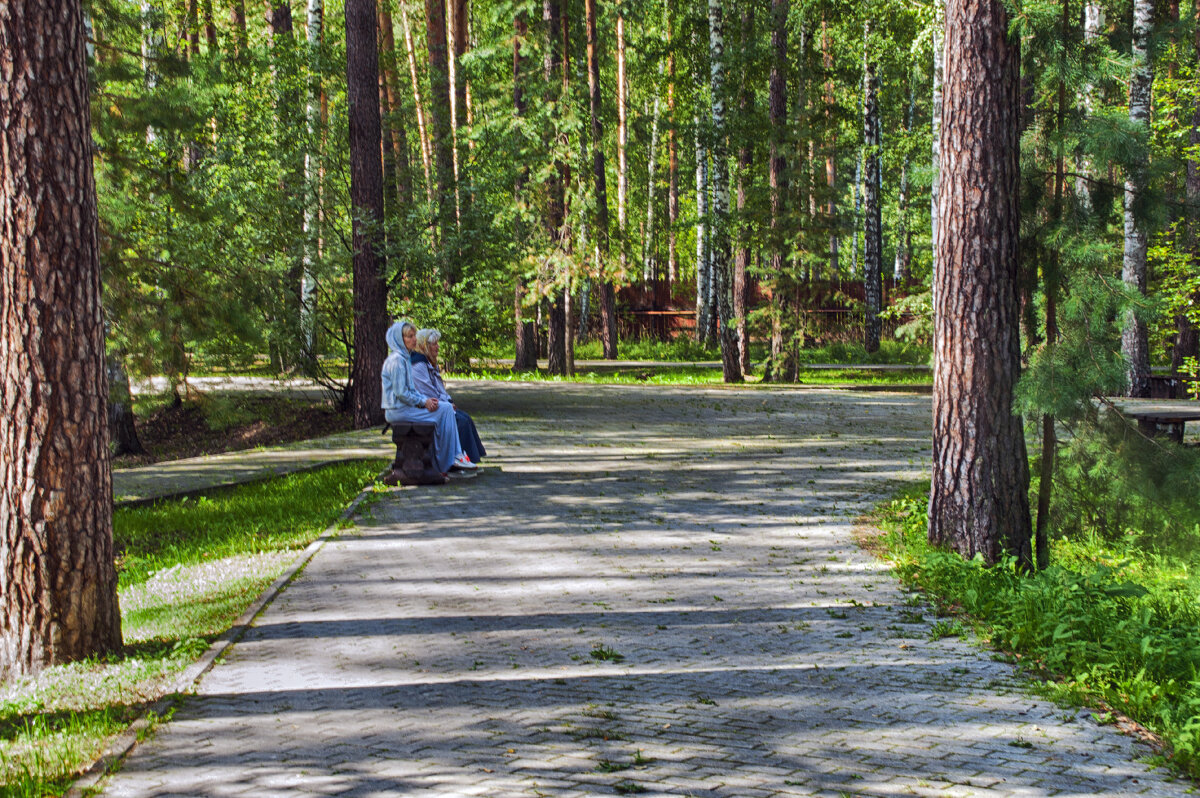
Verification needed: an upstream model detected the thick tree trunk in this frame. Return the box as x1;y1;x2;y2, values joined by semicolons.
708;0;741;382
586;0;618;359
1122;0;1154;398
929;0;1031;567
346;0;388;428
425;0;457;279
862;22;882;354
1;0;123;680
766;0;794;382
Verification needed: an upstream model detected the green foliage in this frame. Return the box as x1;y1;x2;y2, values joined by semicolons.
878;483;1200;773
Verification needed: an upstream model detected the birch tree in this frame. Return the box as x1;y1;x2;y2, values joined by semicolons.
1122;0;1154;398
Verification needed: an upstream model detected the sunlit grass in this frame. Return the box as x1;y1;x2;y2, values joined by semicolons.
0;460;385;795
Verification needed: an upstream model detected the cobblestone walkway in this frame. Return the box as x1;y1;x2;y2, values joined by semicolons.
99;383;1187;797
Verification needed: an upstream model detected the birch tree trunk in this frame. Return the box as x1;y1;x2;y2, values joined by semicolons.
862;21;883;354
931;0;945;302
2;0;123;679
709;0;741;382
301;0;324;356
1077;2;1104;209
346;0;388;427
1122;0;1154;398
733;5;753;375
644;90;662;286
693;21;712;345
929;0;1031;567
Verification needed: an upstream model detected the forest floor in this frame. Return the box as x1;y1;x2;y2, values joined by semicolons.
95;381;1188;797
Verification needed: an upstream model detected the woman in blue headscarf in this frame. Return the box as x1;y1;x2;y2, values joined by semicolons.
380;320;475;474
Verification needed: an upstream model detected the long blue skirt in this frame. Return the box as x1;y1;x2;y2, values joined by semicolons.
456;409;486;463
385;403;460;473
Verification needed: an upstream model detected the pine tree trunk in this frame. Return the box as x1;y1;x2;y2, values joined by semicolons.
822;18;837;278
733;5;753;375
1;0;123;680
585;0;617;359
400;4;435;203
862;21;882;354
766;0;793;382
108;352;146;457
1122;0;1154;398
644;90;662;286
512;11;538;369
929;0;1031;567
666;0;678;288
616;4;629;280
425;0;457;280
708;0;741;382
450;0;469;208
346;0;388;428
543;0;570;377
380;7;414;207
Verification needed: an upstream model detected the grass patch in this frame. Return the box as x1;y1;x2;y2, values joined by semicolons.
0;459;385;794
874;481;1200;776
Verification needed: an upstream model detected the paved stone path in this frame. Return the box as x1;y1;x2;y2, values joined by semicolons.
99;382;1188;797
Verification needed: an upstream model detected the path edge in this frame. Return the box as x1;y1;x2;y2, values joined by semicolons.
65;483;381;797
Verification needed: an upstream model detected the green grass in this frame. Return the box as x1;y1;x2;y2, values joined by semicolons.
875;481;1200;776
0;459;385;795
459;364;929;388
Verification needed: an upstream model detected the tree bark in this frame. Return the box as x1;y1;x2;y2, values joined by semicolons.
108;352;146;457
733;5;753;375
513;11;538;369
425;0;457;280
666;0;678;288
450;0;469;202
586;0;618;359
380;6;414;208
693;20;713;346
1122;0;1154;398
400;4;435;203
301;0;325;359
708;0;741;382
931;0;945;305
1;0;123;680
822;17;837;279
543;0;569;377
862;21;882;354
894;82;914;284
346;0;388;428
766;0;794;382
616;3;629;279
929;0;1031;567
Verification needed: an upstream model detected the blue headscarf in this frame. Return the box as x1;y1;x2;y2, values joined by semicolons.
386;320;415;356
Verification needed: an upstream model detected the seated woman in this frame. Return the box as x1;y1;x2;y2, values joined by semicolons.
380;320;476;474
412;328;487;465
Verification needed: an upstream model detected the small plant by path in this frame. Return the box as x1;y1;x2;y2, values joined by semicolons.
0;459;384;795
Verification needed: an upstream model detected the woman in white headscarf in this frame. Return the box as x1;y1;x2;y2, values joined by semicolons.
380;320;475;473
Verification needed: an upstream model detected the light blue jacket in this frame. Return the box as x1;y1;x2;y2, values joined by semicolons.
381;323;427;410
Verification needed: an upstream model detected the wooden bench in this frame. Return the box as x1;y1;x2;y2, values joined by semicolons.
381;421;447;486
1119;407;1200;444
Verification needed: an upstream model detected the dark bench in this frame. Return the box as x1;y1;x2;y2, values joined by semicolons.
381;422;447;486
1120;407;1200;444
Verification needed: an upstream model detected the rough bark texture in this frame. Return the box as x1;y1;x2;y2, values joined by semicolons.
1;0;123;680
1122;0;1154;398
766;0;794;383
425;0;457;279
512;12;538;369
543;0;567;377
666;0;678;287
708;0;741;383
107;353;145;457
929;0;1031;567
346;0;388;428
586;0;618;360
862;22;882;354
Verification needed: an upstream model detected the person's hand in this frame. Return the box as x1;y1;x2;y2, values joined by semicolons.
426;398;439;411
